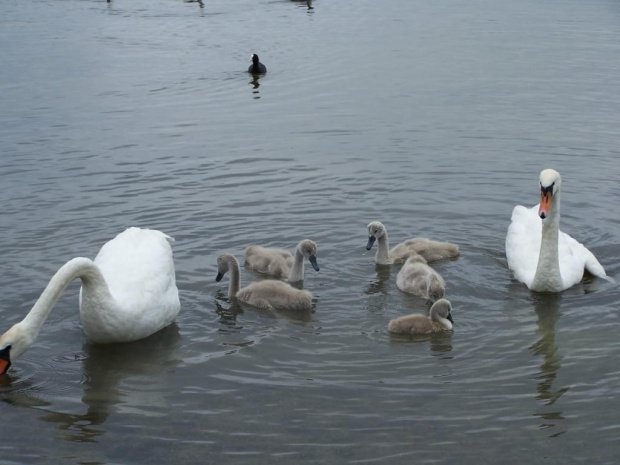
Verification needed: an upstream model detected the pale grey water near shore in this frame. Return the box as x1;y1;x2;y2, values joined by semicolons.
1;0;620;463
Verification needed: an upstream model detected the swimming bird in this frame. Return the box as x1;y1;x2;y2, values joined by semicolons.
216;253;313;310
388;299;454;334
244;239;319;282
0;228;181;375
248;54;267;74
366;221;459;265
396;255;446;302
506;169;609;292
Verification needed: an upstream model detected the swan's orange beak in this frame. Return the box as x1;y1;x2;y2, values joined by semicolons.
0;346;11;375
0;358;10;375
539;191;552;219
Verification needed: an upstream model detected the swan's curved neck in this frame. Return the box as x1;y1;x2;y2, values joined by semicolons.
375;233;391;265
228;260;241;298
532;193;563;290
288;249;305;282
21;257;110;343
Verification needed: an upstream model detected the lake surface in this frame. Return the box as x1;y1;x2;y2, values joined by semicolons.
1;0;619;463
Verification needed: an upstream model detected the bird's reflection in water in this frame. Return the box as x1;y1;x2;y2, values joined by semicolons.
388;330;453;355
366;264;392;296
249;74;261;99
429;332;453;357
292;0;313;10
530;293;567;436
1;325;181;443
214;290;244;327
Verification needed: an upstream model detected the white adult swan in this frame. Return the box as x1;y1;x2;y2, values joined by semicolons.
0;227;181;375
366;221;459;265
506;169;608;292
216;253;313;310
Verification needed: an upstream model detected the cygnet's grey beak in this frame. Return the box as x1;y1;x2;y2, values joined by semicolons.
215;272;224;282
447;313;454;324
309;255;320;272
366;236;376;250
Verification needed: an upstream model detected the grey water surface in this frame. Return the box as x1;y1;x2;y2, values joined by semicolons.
1;0;620;463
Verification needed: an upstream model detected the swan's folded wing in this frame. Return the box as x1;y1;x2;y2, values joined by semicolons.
95;228;179;311
505;205;541;286
559;230;607;281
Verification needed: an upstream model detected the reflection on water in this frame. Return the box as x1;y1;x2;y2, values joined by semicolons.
1;326;180;443
365;264;392;296
249;74;261;99
214;292;244;327
530;293;568;437
429;332;454;357
389;331;453;357
292;0;313;11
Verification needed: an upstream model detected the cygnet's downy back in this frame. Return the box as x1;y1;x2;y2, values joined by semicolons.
395;256;446;302
388;299;454;334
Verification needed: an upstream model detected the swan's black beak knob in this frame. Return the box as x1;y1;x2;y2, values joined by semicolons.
366;236;376;250
309;255;320;272
539;212;547;219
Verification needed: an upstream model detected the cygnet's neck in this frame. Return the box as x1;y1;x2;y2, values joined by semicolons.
532;194;563;291
437;317;453;330
427;275;445;301
375;233;391;265
430;308;453;330
21;257;110;344
227;259;241;298
288;248;305;282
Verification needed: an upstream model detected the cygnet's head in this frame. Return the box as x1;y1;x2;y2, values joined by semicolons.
297;239;320;271
366;221;386;250
0;324;32;375
215;253;238;282
538;169;562;220
426;273;445;302
430;299;454;328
